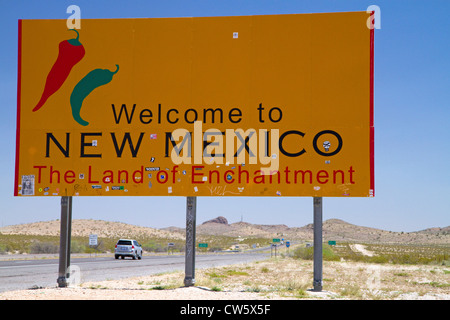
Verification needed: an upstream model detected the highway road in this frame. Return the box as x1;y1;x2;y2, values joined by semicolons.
0;252;270;293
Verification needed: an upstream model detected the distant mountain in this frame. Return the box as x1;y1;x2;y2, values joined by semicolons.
0;219;184;241
202;216;228;225
416;226;450;235
1;218;448;245
165;217;450;245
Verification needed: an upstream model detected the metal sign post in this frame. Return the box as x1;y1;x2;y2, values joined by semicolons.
313;197;323;292
184;196;197;287
57;196;72;288
168;242;175;255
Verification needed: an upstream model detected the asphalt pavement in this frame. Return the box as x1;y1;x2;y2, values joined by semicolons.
0;251;270;293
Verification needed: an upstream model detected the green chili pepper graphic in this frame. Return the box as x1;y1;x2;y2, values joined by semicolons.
70;64;119;126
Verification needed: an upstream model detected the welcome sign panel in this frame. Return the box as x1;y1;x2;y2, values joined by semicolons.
15;12;374;197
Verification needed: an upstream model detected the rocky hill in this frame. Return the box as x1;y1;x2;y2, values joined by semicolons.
0;217;448;245
168;217;449;245
0;219;184;241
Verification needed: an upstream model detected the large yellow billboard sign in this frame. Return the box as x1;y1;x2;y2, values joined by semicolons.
15;12;374;197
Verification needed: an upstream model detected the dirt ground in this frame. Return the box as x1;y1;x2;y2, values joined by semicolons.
1;257;448;300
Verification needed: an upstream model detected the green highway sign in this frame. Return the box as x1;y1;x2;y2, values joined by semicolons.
198;243;208;248
273;239;280;243
328;241;336;246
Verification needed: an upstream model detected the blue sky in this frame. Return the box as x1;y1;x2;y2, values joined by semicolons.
0;0;449;232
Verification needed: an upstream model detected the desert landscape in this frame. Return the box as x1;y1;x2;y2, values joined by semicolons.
1;216;448;245
0;217;448;300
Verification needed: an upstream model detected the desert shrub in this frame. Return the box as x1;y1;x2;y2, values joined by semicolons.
207;246;223;252
294;242;449;266
323;245;340;261
70;240;86;253
293;244;339;261
71;240;106;253
389;253;446;265
293;246;314;260
0;243;9;254
366;255;389;264
30;241;58;254
226;269;249;276
142;240;166;252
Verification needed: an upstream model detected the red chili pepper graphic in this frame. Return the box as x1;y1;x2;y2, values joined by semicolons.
32;29;85;112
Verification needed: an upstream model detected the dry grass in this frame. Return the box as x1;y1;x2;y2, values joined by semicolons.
76;256;450;300
194;257;449;299
1;256;448;300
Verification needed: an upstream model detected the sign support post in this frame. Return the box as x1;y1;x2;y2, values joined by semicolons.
313;197;323;292
184;196;196;287
57;196;72;288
